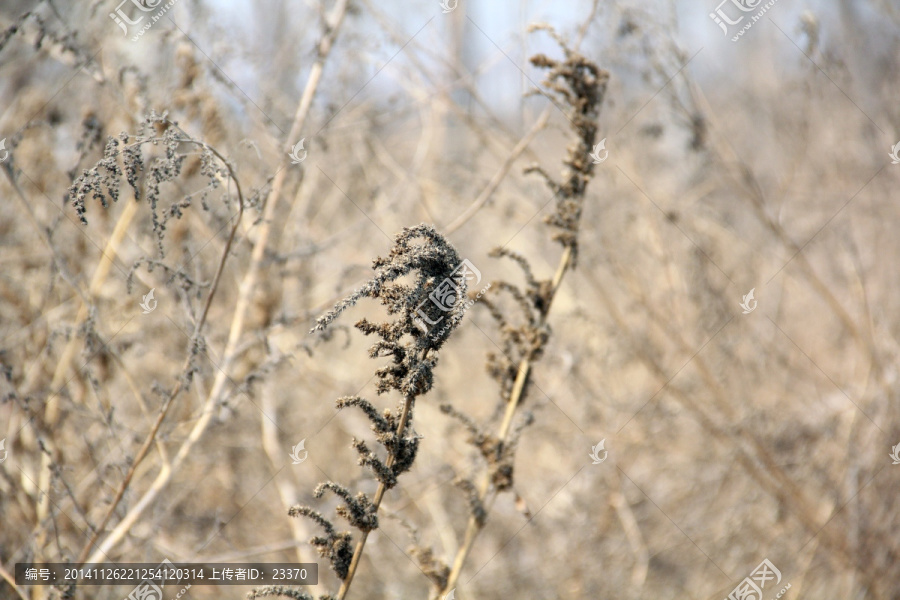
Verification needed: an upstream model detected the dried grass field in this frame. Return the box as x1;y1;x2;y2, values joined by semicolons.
1;1;899;599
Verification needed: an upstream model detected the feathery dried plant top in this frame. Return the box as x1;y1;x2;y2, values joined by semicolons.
311;224;468;396
527;25;610;260
66;111;240;257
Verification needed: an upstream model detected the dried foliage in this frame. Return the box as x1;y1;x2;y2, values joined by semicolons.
526;23;610;262
287;506;355;582
67;112;239;257
3;2;899;600
247;587;317;600
422;30;608;597
268;225;468;597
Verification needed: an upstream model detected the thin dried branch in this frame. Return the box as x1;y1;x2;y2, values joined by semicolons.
440;28;607;595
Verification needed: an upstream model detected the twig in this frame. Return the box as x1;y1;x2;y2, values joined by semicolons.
442;108;550;235
42;197;138;425
0;563;28;600
439;16;605;590
589;261;884;595
6;161;140;559
611;480;649;589
260;389;318;591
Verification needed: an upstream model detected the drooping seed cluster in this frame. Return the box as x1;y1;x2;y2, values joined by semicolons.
67;112;233;258
268;225;467;598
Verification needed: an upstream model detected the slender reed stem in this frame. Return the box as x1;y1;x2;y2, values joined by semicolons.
442;247;573;594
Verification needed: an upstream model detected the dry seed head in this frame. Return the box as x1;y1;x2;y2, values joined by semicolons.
409;546;451;592
312;224;468;396
527;27;609;262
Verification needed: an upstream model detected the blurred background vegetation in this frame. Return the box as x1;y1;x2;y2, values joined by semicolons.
1;0;899;598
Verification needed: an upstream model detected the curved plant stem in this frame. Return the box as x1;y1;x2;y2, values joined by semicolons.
0;563;28;600
83;0;350;564
78;138;244;566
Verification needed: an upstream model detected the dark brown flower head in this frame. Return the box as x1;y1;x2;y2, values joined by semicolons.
311;224;469;396
287;506;354;581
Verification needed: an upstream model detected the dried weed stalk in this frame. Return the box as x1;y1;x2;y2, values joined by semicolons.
429;28;608;596
64;112;248;568
252;224;469;600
